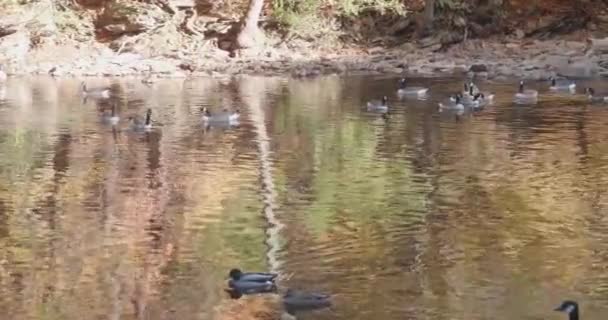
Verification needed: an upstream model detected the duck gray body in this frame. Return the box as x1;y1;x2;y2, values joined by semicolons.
81;82;111;98
226;279;277;298
549;77;576;91
283;289;332;314
585;88;608;103
366;96;389;112
129;109;153;131
229;268;277;282
397;78;429;96
201;107;240;123
514;80;538;102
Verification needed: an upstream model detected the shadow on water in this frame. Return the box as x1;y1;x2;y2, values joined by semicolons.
0;75;607;319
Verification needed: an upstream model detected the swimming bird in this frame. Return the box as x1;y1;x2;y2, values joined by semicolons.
439;94;465;112
103;103;120;125
128;109;152;131
462;93;488;109
466;81;495;102
81;82;111;99
283;289;332;315
201;107;240;123
226;279;277;298
514;80;538;100
549;77;576;91
397;78;429;96
585;88;608;103
555;300;579;320
366;96;389;112
229;268;277;283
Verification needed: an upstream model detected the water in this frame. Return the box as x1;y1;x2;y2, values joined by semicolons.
0;75;606;320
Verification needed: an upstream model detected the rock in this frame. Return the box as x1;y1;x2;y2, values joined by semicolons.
96;2;167;37
558;61;598;78
0;32;30;63
541;55;569;69
469;64;488;72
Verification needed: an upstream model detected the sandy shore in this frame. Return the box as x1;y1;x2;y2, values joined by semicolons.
0;32;602;81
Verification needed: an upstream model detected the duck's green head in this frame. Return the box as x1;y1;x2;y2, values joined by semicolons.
229;268;243;280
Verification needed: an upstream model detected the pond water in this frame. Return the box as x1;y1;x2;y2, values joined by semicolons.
0;75;607;320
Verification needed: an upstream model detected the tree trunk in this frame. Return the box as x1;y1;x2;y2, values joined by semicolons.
236;0;265;49
423;0;435;31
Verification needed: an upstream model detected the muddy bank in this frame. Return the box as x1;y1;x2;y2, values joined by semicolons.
0;35;604;81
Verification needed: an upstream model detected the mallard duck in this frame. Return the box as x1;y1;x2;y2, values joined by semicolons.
226;279;277;298
128;109;152;131
514;81;538;100
397;78;429;96
366;96;389;112
549;77;576;91
585;88;608;103
555;300;579;320
229;268;277;282
201;107;240;123
283;289;332;315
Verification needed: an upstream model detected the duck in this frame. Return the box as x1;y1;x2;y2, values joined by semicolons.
585;88;608;103
462;82;472;96
549;77;576;91
229;268;277;283
0;65;6;83
226;279;277;298
462;93;488;109
201;107;240;123
283;289;332;315
439;94;465;112
466;81;495;102
81;82;111;99
103;103;120;125
514;80;538;100
128;109;153;131
397;78;429;96
554;300;579;320
366;96;389;112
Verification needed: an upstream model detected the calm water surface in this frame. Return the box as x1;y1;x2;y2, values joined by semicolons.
0;75;607;320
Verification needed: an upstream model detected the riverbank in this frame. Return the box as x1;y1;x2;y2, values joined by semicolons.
0;19;604;81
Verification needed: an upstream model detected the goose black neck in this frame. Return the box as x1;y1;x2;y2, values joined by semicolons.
145;110;151;125
569;309;579;320
551;78;556;86
469;85;474;95
519;83;524;93
399;79;406;89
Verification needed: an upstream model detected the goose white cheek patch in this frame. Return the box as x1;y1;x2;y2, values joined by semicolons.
564;305;576;313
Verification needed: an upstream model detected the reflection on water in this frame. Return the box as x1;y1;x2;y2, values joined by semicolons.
0;75;607;319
